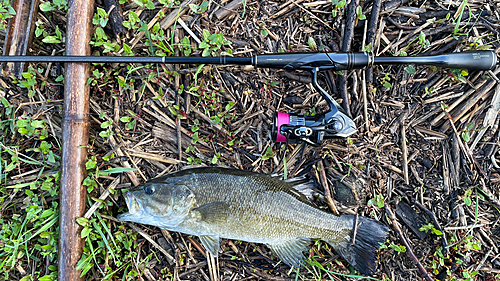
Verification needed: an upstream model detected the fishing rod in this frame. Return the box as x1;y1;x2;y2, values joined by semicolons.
0;50;497;145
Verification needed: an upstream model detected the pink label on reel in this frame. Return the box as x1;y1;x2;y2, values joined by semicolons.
276;112;289;142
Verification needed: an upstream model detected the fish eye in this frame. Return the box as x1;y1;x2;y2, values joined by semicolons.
144;186;155;195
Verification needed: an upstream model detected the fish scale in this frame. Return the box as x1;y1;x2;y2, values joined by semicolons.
188;171;351;243
118;167;389;276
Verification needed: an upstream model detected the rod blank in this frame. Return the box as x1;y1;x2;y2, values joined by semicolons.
0;50;495;71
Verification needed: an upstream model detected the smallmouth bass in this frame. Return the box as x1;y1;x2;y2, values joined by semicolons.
118;167;389;275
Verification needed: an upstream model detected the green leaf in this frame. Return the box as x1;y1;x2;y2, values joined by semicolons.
76;217;89;228
22;72;34;79
120;116;132;122
42;36;61;44
55;26;62;39
189;3;200;13
461;131;470;142
464;196;472;206
31;120;45;128
1;97;10;106
262;146;275;160
203;29;210;39
129;11;139;23
192;132;199;144
101;120;113;128
377;197;384;208
99;130;110;138
8;5;16;15
86;158;97;170
211;154;218;164
418;32;426;44
225;101;235;111
40;2;55;12
41;209;54;219
81;227;91;238
199;1;209;12
404;65;416;74
95;27;107;40
97;7;107;18
19;275;32;281
419;223;433;233
126;119;136;130
432;228;443;236
466;122;475;131
202;48;211;57
356;6;362;16
308;37;317;50
38;275;55;281
39;140;51;152
97;167;137;176
123;43;132;54
193;64;204;83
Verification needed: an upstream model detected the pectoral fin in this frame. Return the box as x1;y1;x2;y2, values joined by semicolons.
193;201;231;224
199;235;220;257
268;238;310;267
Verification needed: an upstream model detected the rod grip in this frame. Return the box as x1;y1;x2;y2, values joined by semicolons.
446;51;497;70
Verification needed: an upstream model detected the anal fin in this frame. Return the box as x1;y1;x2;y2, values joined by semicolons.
199;235;220;257
268;238;310;267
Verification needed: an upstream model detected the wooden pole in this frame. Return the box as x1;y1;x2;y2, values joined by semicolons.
1;0;39;78
58;0;94;279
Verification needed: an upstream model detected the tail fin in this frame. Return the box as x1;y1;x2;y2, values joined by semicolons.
327;215;389;275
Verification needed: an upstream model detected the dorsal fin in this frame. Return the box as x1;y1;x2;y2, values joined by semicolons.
284;177;317;200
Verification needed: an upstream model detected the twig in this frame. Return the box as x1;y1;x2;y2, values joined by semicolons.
214;0;242;19
174;30;183;162
443;224;485;231
178;18;201;44
385;206;433;281
125;149;181;164
318;160;339;215
470;83;500;151
380;21;432;55
478;228;499;254
429;78;490;126
127;223;176;265
479;267;500;274
270;0;306;19
290;0;332;30
338;0;358;117
362;71;369;131
84;177;120;219
440;77;497;132
387;17;419;30
365;0;382;83
475;248;493;272
442;144;450;195
401;123;409;185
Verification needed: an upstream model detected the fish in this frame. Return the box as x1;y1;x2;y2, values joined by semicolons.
118;167;389;275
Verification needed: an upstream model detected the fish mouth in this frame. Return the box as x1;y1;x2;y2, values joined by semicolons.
117;192;142;222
